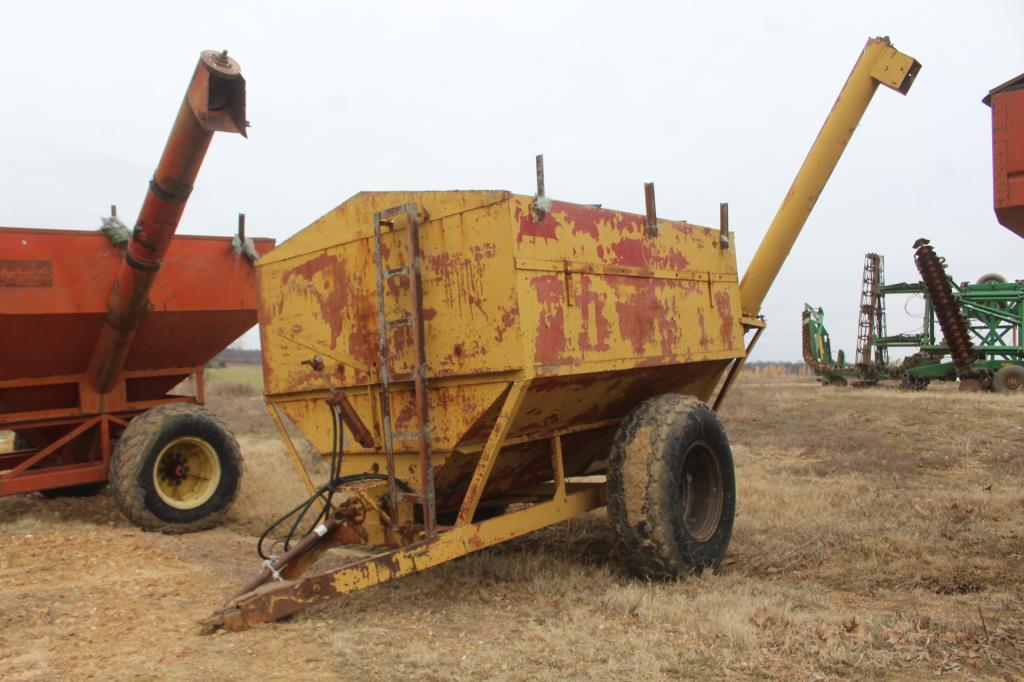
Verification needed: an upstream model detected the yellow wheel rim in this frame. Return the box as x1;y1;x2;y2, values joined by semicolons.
152;437;221;510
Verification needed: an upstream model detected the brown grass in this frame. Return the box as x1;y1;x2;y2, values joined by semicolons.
2;383;1024;679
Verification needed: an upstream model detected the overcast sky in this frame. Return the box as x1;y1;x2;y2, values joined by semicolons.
2;1;1022;360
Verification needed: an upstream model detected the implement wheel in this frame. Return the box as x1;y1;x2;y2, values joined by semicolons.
993;365;1024;395
608;394;736;578
110;403;242;533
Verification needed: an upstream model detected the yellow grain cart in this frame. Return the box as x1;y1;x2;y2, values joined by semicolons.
205;38;919;630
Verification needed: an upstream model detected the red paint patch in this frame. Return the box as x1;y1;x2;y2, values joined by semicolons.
515;204;558;242
614;283;665;355
610;237;646;267
280;252;377;380
576;275;611;353
571;217;599;240
495;306;518;343
532;274;566;363
697;308;710;349
714;289;736;349
663;248;689;271
532;273;565;304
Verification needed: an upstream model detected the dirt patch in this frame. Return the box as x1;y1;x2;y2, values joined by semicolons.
2;385;1024;679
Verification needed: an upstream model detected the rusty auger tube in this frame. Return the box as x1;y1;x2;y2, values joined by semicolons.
87;50;247;394
913;239;977;372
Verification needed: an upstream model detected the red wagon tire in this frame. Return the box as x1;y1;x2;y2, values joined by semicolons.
110;403;242;533
607;393;736;579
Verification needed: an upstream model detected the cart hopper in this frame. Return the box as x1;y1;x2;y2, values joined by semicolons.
207;37;920;631
258;192;743;513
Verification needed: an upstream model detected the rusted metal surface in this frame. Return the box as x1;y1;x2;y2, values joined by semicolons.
303;355;375;448
644;182;658;237
719;202;730;250
535;154;545;199
0;259;53;287
88;50;248;394
204;480;605;632
913;238;978;372
258;190;742;515
456;380;529;526
402;206;438;537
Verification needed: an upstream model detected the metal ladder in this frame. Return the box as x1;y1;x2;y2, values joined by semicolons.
855;253;883;368
372;204;437;538
874;255;889;368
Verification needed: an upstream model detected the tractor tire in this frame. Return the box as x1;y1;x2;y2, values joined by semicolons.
899;374;930;392
608;394;736;579
978;273;1008;285
109;403;242;533
992;365;1024;395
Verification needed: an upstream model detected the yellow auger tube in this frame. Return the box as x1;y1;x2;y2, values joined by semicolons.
738;37;920;317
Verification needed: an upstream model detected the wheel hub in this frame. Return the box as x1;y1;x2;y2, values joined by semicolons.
153;437;221;510
679;441;724;544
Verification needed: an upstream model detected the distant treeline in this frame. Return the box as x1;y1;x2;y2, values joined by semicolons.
209;348;262;366
742;361;813;381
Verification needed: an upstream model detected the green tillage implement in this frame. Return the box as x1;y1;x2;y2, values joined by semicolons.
803;251;1024;393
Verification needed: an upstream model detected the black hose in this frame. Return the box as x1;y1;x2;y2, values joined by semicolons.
256;406;411;561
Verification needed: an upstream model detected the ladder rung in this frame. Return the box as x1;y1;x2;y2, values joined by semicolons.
391;431;421;441
383;267;408;279
384;317;413;329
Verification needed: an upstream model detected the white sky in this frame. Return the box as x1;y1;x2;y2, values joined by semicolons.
2;1;1022;360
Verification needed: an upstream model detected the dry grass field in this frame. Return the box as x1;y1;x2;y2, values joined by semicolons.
2;376;1023;680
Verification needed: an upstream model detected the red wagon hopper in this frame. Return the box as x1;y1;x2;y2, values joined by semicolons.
0;50;273;532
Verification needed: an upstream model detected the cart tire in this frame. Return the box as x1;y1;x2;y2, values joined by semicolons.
110;403;242;533
978;273;1007;285
608;393;736;578
993;365;1024;395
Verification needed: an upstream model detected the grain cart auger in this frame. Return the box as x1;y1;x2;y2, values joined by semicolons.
0;51;274;531
203;37;919;631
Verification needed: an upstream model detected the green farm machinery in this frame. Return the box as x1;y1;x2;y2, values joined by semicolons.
803;240;1024;393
